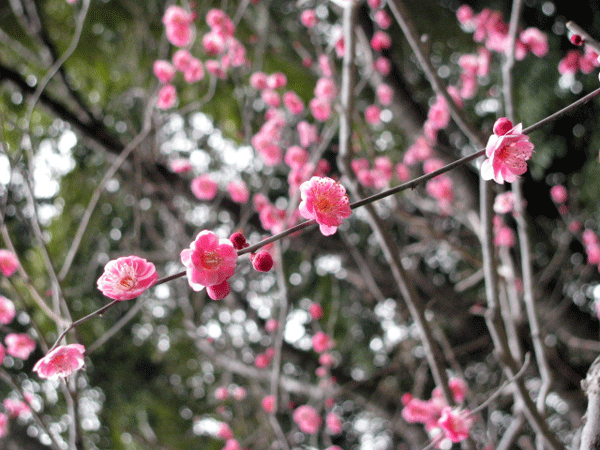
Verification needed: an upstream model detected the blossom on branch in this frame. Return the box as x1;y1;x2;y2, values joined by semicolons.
0;250;19;277
33;344;86;379
480;118;534;184
180;230;237;291
293;405;322;434
437;407;473;443
5;333;36;360
299;177;352;236
97;256;158;301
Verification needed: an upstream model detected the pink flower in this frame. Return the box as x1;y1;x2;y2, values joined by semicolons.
206;9;234;37
251;251;274;272
481;119;534;184
184;58;204;83
326;412;342;434
550;185;568;204
293;405;322;434
207;280;230;300
301;9;317;28
97;256;157;301
172;49;193;72
395;163;410;182
371;31;392;51
267;72;287;89
314;77;337;101
3;398;30;418
374;10;392;29
376;83;393;105
438;407;473;443
265;319;279;333
223;439;241;450
162;5;194;47
227;180;249;204
255;353;271;368
0;413;7;438
169;158;193;173
156;84;177;109
449;377;467;403
233;386;247;400
0;250;19;277
283;91;305;115
493;192;514;214
262;395;275;413
216;422;233;440
319;352;335;366
5;333;35;360
309;302;324;320
495;224;516;248
309;97;332;122
153;60;176;83
261;89;280;108
191;175;218;200
365;104;381;125
374;56;391;75
180;230;237;290
0;296;15;325
285;146;309;169
520;28;548;58
319;54;333;77
215;386;229;401
312;331;333;353
250;71;268;90
297;121;318;148
299;177;352;236
0;344;5;365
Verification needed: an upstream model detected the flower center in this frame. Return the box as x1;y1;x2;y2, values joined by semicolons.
119;276;136;290
200;251;222;270
315;195;333;213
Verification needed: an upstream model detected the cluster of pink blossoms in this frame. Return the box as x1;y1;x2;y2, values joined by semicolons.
402;378;473;445
481;118;534;184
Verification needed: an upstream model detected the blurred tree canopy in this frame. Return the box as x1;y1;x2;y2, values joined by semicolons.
2;0;600;449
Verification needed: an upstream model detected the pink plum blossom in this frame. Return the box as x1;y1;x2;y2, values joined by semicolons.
0;413;7;438
0;250;19;277
297;121;318;147
283;91;304;115
374;56;391;75
299;177;352;236
215;386;229;401
312;331;333;353
314;77;337;101
481;119;534;184
216;422;233;440
365;104;382;125
172;49;193;72
153;60;176;83
97;256;157;301
250;71;268;90
319;353;335;366
376;83;393;105
255;353;271;368
301;9;317;28
162;5;194;47
293;405;322;434
233;387;247;400
262;395;275;413
156;84;177;109
184;58;204;83
449;377;467;403
180;230;237;291
223;439;241;450
309;97;332;122
3;398;30;418
374;10;392;29
267;72;287;89
0;343;5;365
5;333;35;360
227;180;249;204
395;163;410;182
326;411;342;434
265;319;279;333
438;407;473;443
371;31;392;51
191;175;218;200
550;185;568;204
169;158;193;173
309;302;324;320
285;146;309;169
493;192;514;214
251;251;274;272
206;9;234;36
0;296;15;325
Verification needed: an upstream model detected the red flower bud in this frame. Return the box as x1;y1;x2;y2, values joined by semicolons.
570;34;584;46
252;251;274;272
230;232;248;250
492;117;513;136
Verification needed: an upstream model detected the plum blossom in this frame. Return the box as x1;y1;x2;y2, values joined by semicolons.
156;84;177;109
169;158;193;174
0;250;19;277
438;407;473;443
3;398;30;418
309;302;324;320
0;296;15;325
162;5;195;47
97;256;157;301
326;412;342;434
153;60;175;83
5;333;35;360
172;49;193;72
180;230;237;291
227;180;249;204
0;413;7;438
301;9;317;28
493;192;514;214
216;422;233;440
299;177;352;236
481;118;534;184
262;395;275;413
191;175;218;200
293;405;322;434
550;184;568;204
312;331;333;353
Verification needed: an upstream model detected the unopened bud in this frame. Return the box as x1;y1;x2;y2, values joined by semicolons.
230;232;248;250
252;251;274;272
493;117;514;136
570;34;584;46
207;280;230;300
